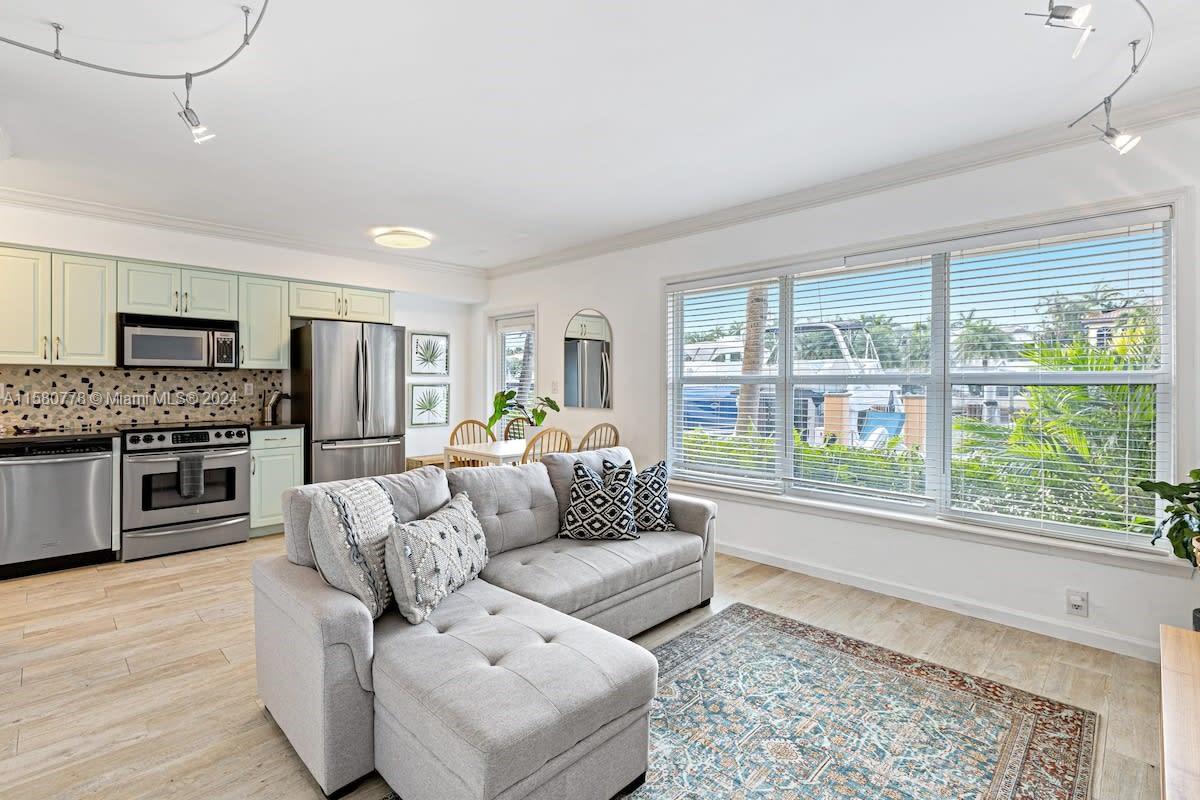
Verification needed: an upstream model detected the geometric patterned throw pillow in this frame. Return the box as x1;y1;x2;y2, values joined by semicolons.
308;479;397;620
384;492;489;625
633;460;675;532
560;459;639;541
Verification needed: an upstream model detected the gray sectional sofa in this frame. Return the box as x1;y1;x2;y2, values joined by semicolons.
252;446;716;799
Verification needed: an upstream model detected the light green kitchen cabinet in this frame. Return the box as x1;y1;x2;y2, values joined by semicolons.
289;282;342;319
289;282;391;323
239;276;290;369
250;429;304;530
0;246;51;364
118;261;182;315
52;254;117;366
342;287;391;323
182;269;238;320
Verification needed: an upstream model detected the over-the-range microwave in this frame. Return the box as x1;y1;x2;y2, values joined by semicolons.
118;313;239;369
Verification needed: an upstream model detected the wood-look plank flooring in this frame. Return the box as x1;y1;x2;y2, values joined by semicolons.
0;537;1161;799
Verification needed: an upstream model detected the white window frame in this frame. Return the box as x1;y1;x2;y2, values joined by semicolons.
664;198;1182;554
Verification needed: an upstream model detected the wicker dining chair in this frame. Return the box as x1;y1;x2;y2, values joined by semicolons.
503;417;527;441
576;422;620;452
521;428;573;464
448;419;495;467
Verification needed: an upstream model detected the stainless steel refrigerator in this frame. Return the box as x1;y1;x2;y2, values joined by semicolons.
291;320;405;483
564;338;611;409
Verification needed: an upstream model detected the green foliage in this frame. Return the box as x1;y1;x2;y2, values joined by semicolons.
413;388;445;422
485;390;560;435
1138;470;1200;566
954;310;1015;365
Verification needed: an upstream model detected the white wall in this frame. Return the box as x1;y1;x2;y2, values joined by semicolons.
392;292;474;456
0;202;487;302
481;116;1200;661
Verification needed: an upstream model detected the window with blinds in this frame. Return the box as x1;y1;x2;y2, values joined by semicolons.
666;207;1173;549
496;314;537;418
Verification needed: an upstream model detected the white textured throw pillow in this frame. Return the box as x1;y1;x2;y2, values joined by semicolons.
385;492;489;625
308;479;398;619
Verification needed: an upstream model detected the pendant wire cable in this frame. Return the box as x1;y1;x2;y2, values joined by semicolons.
1067;0;1154;129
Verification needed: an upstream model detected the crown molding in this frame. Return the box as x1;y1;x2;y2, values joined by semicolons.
491;87;1200;279
0;185;487;279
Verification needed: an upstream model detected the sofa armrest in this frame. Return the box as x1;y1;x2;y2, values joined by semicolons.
669;493;717;545
670;493;717;603
251;555;374;691
252;555;377;793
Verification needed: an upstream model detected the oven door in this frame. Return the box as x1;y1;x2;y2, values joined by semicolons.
122;325;211;368
122;447;250;530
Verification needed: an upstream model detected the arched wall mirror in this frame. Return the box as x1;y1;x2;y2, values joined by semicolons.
563;308;612;409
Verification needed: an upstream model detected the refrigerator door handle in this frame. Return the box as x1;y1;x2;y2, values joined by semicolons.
362;334;370;426
320;439;404;451
354;339;363;424
601;350;610;407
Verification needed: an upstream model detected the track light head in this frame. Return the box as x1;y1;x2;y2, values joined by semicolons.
1099;126;1141;155
173;77;215;144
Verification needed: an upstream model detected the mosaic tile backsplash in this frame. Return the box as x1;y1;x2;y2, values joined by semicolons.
0;366;284;432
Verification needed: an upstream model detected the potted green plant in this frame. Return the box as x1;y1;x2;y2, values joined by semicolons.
1138;470;1200;566
1138;471;1200;630
485;390;560;438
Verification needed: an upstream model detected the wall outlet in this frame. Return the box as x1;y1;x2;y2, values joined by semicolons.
243;382;254;397
1066;589;1089;618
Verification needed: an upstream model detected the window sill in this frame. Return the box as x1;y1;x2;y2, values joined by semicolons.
671;478;1196;579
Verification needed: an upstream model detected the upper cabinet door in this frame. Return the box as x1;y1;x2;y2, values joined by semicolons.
52;254;117;366
119;261;182;316
182;269;238;320
342;287;391;323
0;247;52;364
289;282;342;319
239;276;290;369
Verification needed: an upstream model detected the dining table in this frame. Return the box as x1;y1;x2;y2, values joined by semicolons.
442;439;528;469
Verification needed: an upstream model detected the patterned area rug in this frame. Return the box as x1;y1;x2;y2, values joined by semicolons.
630;603;1097;800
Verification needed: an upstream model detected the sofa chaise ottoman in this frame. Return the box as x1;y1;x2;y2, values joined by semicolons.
252;446;716;799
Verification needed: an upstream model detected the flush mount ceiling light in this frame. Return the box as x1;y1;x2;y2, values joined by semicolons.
1027;0;1155;154
1025;3;1095;59
0;3;270;145
373;228;435;249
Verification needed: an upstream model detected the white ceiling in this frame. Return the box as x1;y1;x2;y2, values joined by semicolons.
1;1;1199;271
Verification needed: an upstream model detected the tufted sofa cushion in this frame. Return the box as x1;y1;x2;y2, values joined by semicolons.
541;447;635;522
371;579;657;799
446;463;559;555
480;532;703;616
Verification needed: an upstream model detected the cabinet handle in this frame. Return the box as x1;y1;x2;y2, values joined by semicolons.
173;290;180;312
54;336;61;360
41;336;47;359
337;296;343;317
183;291;189;313
240;345;246;365
251;456;256;475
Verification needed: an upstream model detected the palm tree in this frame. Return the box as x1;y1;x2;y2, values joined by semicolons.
735;286;768;435
954;311;1015;367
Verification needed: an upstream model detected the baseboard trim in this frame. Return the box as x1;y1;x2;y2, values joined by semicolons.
716;541;1161;663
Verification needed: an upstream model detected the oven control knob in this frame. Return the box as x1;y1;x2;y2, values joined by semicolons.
129;435;141;444
214;431;223;438
157;434;165;442
236;430;245;438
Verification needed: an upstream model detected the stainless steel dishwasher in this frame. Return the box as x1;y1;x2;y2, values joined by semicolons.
0;440;113;572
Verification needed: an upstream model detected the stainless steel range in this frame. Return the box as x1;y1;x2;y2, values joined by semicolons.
120;421;250;560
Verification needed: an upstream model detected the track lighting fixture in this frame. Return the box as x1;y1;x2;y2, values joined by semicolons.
1025;3;1095;59
1092;98;1141;155
1027;0;1155;154
174;75;215;144
0;3;270;144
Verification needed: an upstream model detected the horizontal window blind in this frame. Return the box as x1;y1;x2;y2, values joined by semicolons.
496;315;536;424
944;221;1170;543
666;207;1174;550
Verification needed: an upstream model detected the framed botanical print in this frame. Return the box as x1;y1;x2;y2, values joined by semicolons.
410;331;450;376
409;383;450;427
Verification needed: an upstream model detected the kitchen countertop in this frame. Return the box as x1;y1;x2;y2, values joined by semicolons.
248;423;305;431
0;428;120;445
